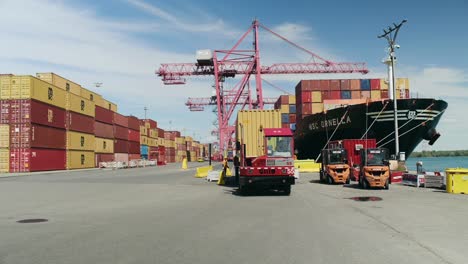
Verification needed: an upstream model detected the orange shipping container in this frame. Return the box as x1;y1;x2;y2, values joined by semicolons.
351;90;361;99
361;91;371;99
350;79;361;90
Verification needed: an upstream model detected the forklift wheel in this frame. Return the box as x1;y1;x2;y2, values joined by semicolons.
327;176;334;185
362;179;369;189
384;179;390;190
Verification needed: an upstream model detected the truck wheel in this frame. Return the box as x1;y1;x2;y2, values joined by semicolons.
362;179;369;189
283;185;291;195
327;176;334;185
384;179;390;190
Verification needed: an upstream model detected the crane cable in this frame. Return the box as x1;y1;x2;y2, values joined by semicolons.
360;101;389;139
315;107;350;162
376;102;435;146
378;109;446;148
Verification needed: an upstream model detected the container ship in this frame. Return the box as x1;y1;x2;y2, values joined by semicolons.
289;79;448;160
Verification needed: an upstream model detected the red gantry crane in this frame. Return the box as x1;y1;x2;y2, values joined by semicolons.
157;20;368;153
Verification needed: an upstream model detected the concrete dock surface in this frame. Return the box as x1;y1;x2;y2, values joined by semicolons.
0;162;467;264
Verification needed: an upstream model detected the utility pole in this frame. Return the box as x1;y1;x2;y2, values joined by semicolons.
378;19;407;160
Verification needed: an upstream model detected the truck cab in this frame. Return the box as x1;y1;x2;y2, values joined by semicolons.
320;148;350;184
359;148;390;189
239;128;295;195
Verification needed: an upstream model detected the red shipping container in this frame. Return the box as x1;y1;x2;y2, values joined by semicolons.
319;80;330;91
143;119;157;129
279;95;289;105
114;125;128;140
370;79;381;90
281;123;289;129
113;112;128;128
10;123;66;149
329;139;376;168
94;121;114;139
329;80;340;90
381;90;389;99
340;79;351;90
114;139;129;153
351;90;361;99
95;106;113;124
128;129;139;142
350;79;361;90
300;103;312;115
128;141;140;154
127;116;140;131
0;100;11;124
299;91;312;103
330;91;341;100
129;153;140;160
9;99;66;129
96;153;114;167
308;80;320;90
158;128;165;138
321;90;330;100
168;131;181;138
10;148;66;172
405;90;410;99
66;111;94;134
289;114;296;123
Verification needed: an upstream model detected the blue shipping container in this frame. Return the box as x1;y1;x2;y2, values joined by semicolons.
341;91;351;99
141;154;148;160
281;113;289;124
140;145;149;155
289;123;296;131
289;104;296;114
360;79;370;90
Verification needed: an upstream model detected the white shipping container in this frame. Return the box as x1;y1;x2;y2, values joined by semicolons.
196;49;213;65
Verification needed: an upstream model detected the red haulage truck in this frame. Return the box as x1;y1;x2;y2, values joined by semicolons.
236;110;295;195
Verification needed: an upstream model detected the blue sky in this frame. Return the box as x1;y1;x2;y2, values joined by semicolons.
0;0;467;150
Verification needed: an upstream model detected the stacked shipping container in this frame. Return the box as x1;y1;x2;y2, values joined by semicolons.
296;78;410;125
273;95;296;131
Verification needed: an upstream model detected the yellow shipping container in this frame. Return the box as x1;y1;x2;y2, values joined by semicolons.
0;148;9;173
66;150;95;169
371;90;381;100
312;103;324;114
149;129;158;138
185;136;193;142
0;124;9;148
66;93;95;117
80;87;100;102
396;78;409;90
280;104;289;114
312;91;322;103
288;95;296;105
67;131;95;151
36;72;82;96
140;126;147;136
177;150;186;156
95;96;118;112
158;138;165;146
175;137;185;144
380;78;389;90
141;136;148;145
95;137;114;154
236;110;281;158
0;75;12;99
5;76;67;108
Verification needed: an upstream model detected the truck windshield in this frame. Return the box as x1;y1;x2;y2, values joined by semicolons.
266;136;292;157
329;150;346;164
364;149;388;166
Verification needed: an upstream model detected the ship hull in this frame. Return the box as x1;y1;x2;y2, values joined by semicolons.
294;99;448;160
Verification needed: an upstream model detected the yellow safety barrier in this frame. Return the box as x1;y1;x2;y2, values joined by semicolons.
294;159;321;173
195;165;213;178
446;168;468;194
182;158;188;170
217;167;233;185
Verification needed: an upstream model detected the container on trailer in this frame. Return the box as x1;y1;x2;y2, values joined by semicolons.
113;112;128;127
94;121;114;139
95;106;113;124
36;72;82;95
10;123;66;149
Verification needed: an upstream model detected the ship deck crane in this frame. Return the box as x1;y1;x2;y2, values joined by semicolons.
157;20;368;152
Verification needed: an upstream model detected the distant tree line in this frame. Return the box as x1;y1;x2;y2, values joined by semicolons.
410;150;468;158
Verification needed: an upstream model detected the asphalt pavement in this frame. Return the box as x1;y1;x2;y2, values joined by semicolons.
0;162;467;264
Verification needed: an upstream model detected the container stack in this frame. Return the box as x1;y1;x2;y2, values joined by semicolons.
1;75;69;172
175;136;186;162
112;109;129;164
94;98;116;166
185;136;194;161
273;95;296;131
157;128;166;164
141;119;158;160
127;116;140;161
296;78;410;124
164;131;176;163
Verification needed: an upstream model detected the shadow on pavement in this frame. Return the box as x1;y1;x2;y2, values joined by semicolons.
223;186;289;197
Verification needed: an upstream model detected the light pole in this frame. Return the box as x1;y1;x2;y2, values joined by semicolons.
378;19;407;160
144;106;148;120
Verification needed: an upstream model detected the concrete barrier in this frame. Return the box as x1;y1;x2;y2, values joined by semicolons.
294;159;321;173
195;165;213;178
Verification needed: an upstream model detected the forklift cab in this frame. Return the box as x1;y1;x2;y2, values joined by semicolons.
320;148;350;184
